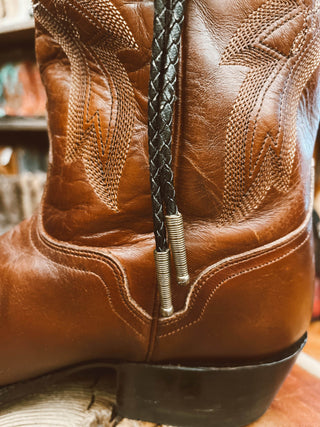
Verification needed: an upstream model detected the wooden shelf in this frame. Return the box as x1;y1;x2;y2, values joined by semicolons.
0;117;47;132
0;19;35;44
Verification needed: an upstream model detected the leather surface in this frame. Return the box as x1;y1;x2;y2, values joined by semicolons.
0;217;151;384
0;0;319;385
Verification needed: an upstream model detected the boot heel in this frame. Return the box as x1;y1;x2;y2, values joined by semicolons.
116;335;306;427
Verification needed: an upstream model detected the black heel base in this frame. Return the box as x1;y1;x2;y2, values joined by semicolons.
116;335;306;427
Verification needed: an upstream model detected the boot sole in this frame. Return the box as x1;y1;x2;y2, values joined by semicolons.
0;334;306;427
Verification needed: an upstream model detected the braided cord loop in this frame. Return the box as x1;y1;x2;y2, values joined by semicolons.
148;0;189;315
148;0;169;252
148;0;186;249
159;0;186;216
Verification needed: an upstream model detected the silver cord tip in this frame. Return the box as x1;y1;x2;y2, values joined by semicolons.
165;212;190;287
154;249;174;318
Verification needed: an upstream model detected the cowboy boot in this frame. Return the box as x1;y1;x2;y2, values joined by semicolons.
0;0;319;426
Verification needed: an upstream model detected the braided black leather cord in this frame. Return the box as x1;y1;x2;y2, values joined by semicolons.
158;0;186;215
148;0;168;252
148;0;186;250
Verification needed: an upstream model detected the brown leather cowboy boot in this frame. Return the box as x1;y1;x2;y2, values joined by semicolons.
0;0;319;426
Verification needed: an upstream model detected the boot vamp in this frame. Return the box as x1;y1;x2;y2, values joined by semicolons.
0;216;150;386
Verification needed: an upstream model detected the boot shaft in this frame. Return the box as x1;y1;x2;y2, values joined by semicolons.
34;0;154;245
34;0;320;249
31;0;319;359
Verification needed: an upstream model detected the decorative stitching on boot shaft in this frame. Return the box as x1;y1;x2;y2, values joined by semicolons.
219;0;320;224
34;0;138;211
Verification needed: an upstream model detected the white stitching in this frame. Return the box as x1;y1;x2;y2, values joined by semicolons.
29;222;145;340
159;231;310;338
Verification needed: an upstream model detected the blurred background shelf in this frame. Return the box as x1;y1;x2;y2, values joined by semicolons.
0;117;47;132
0;4;47;232
0;19;35;45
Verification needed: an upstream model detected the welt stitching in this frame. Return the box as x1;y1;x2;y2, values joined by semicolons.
159;231;310;338
29;226;144;340
161;220;308;326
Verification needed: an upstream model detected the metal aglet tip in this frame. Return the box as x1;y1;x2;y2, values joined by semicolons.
154;249;174;317
165;212;190;286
